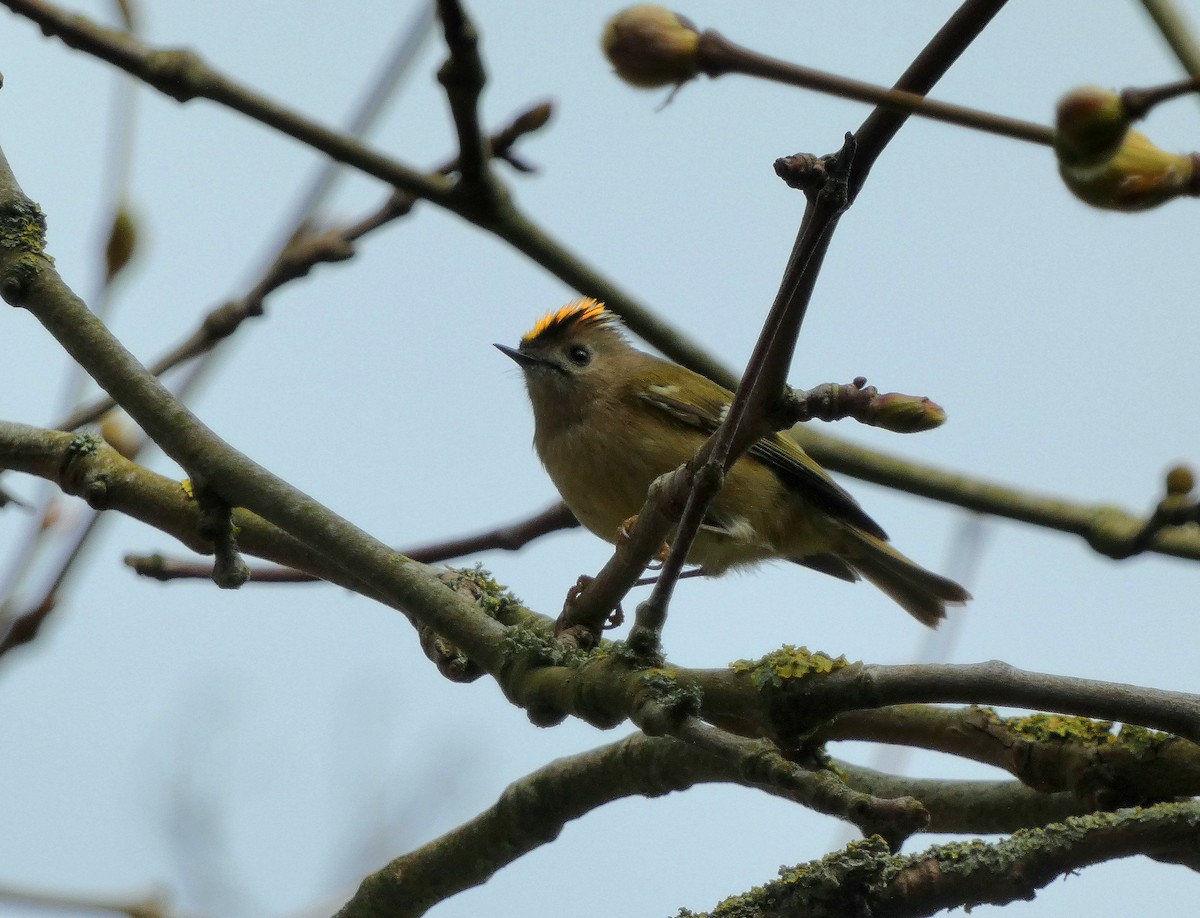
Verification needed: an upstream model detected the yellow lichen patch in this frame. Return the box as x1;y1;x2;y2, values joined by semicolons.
0;199;48;255
929;837;990;865
443;563;509;609
730;644;850;689
438;564;537;631
699;835;893;917
1116;723;1172;759
1008;712;1115;745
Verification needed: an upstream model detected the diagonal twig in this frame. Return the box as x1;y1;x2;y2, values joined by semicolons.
622;0;1014;654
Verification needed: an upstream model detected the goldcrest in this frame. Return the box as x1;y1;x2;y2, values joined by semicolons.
496;298;969;626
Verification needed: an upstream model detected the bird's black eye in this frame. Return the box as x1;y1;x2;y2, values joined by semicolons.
567;344;591;366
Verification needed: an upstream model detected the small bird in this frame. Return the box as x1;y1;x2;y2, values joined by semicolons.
495;298;969;626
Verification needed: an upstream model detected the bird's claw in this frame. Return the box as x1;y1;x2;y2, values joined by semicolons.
616;516;670;568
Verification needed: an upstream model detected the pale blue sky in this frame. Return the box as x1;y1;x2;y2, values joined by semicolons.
1;2;1198;916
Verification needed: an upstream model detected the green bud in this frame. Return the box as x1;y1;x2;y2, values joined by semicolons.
872;393;946;434
601;5;700;89
104;206;138;285
1054;85;1130;169
1059;129;1199;211
1165;465;1195;497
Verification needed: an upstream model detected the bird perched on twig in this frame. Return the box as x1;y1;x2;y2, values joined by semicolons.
496;298;969;626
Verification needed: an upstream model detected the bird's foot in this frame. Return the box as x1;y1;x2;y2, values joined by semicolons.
616;515;670;567
563;574;624;632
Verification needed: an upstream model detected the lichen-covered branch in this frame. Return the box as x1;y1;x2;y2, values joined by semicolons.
337;732;908;918
689;802;1200;917
822;705;1200;806
697;650;1200;745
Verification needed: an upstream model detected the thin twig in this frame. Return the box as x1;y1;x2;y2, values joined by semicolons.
624;0;1013;653
852;0;1013;193
0;882;170;918
628;137;857;655
55;100;553;432
0;0;449;201
0;5;446;645
1139;0;1200;87
435;0;492;193
696;28;1053;148
125;501;578;583
794;426;1200;563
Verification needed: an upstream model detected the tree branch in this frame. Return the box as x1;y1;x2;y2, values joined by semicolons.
623;0;1015;652
699;653;1200;744
820;705;1200;806
691;802;1200;917
336;731;915;918
55;100;553;432
0;0;450;202
833;760;1089;835
124;501;577;584
794;427;1200;563
0;154;511;672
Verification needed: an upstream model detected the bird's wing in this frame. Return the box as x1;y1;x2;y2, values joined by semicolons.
638;374;888;541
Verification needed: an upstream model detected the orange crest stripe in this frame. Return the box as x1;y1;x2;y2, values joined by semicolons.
522;298;616;344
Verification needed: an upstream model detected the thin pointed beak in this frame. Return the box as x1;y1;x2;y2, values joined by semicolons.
494;342;539;368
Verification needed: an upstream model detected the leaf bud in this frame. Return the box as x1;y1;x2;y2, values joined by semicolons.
1054;85;1130;169
601;5;700;89
1165;465;1195;497
1059;129;1199;211
872;393;946;434
104;206;138;285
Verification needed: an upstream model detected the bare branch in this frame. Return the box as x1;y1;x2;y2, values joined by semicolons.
797;427;1200;563
695;28;1052;147
1140;0;1200;91
336;731;916;918
833;761;1090;835
56;100;554;432
0;154;510;671
434;0;491;192
0;0;449;202
125;501;577;584
623;0;1016;653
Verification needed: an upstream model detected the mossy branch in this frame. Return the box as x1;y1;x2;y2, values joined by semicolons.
691;802;1200;917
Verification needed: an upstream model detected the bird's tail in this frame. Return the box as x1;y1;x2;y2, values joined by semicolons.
842;528;970;628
